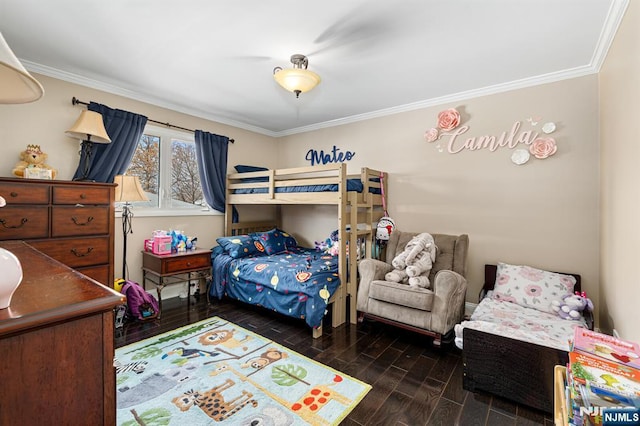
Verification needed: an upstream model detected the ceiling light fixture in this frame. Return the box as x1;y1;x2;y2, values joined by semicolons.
273;54;320;98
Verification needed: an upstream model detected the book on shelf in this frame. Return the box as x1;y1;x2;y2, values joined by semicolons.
569;350;640;407
564;329;640;426
572;328;640;370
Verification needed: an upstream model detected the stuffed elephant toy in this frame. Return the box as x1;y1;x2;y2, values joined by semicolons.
385;233;437;288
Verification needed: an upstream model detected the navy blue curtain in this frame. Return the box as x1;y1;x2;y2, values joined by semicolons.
194;131;229;213
73;102;148;182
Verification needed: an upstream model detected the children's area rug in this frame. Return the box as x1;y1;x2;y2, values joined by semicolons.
115;317;371;425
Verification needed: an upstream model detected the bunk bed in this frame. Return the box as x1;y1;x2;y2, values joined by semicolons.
212;163;387;338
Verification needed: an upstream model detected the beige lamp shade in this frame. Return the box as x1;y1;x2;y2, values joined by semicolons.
66;110;111;143
114;175;149;203
0;31;44;104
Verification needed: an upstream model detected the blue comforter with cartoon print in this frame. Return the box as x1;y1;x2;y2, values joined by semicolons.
210;246;340;328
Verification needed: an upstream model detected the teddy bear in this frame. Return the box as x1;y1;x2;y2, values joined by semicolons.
385;233;437;288
12;144;57;179
551;291;593;320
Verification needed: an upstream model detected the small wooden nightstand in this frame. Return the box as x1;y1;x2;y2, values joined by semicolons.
141;248;212;305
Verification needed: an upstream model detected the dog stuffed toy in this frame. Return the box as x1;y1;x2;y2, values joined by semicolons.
551;291;593;320
12;144;57;179
385;233;437;288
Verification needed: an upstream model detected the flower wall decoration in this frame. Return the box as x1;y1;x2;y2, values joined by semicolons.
423;107;562;165
529;137;557;159
423;128;438;143
424;107;461;143
437;108;461;131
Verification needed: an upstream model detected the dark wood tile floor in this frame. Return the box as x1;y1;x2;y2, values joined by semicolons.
115;296;555;426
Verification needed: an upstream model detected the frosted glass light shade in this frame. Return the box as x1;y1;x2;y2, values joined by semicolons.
0;248;23;309
274;68;321;95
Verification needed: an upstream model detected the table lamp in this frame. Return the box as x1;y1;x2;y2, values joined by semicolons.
66;110;111;181
114;175;149;279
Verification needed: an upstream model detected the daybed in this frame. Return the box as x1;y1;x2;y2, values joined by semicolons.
456;264;594;414
212;163;387;338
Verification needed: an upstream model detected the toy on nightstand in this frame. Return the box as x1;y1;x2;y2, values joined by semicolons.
12;144;57;179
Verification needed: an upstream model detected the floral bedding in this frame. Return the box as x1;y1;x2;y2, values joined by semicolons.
454;296;587;352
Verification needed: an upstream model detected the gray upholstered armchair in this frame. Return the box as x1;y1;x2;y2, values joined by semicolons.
357;230;469;347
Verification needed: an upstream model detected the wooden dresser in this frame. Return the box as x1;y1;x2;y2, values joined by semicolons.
0;241;124;424
0;178;115;286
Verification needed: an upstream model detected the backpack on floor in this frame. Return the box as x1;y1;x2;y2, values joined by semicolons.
121;280;160;321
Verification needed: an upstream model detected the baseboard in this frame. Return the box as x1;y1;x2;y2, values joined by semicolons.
465;302;478;319
147;280;199;301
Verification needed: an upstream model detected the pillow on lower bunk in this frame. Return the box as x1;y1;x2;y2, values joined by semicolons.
234;164;269;183
252;228;297;255
216;235;262;258
491;262;576;314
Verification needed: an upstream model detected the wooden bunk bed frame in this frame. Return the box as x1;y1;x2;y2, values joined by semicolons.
224;163;387;338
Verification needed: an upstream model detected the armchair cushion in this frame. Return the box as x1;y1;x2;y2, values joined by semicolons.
369;281;434;311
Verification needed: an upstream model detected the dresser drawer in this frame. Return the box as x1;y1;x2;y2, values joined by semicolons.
53;186;111;205
51;206;109;237
0;206;49;239
76;264;109;286
0;182;49;204
30;236;109;268
163;252;211;273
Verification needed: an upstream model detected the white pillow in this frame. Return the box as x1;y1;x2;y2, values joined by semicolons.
491;262;577;314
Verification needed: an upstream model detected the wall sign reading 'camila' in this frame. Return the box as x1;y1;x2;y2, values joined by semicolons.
305;145;356;166
424;108;559;165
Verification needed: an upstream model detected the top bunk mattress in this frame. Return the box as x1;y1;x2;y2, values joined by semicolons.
454;296;587;352
232;178;381;194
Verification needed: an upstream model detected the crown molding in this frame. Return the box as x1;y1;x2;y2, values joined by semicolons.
24;61;279;138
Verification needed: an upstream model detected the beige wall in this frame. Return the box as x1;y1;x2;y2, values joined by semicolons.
0;74;278;296
599;1;640;342
275;76;601;316
2;52;630;334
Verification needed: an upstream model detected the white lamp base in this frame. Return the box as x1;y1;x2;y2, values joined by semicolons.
0;248;23;309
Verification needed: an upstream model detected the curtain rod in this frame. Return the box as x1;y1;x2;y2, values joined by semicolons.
71;97;234;143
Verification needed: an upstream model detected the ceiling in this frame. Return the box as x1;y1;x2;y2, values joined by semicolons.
0;0;628;137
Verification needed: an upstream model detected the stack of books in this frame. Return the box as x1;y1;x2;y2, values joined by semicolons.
564;328;640;425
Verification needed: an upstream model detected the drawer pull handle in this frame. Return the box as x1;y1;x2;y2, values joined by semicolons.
10;192;18;197
71;247;94;257
0;218;28;229
187;262;191;266
71;216;94;226
80;193;87;199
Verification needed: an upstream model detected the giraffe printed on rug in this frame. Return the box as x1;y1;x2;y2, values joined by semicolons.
171;378;258;421
289;375;352;424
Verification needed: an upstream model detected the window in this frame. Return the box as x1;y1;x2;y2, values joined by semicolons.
123;125;211;215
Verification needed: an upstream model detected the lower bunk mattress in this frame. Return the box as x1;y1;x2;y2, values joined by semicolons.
209;246;341;329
